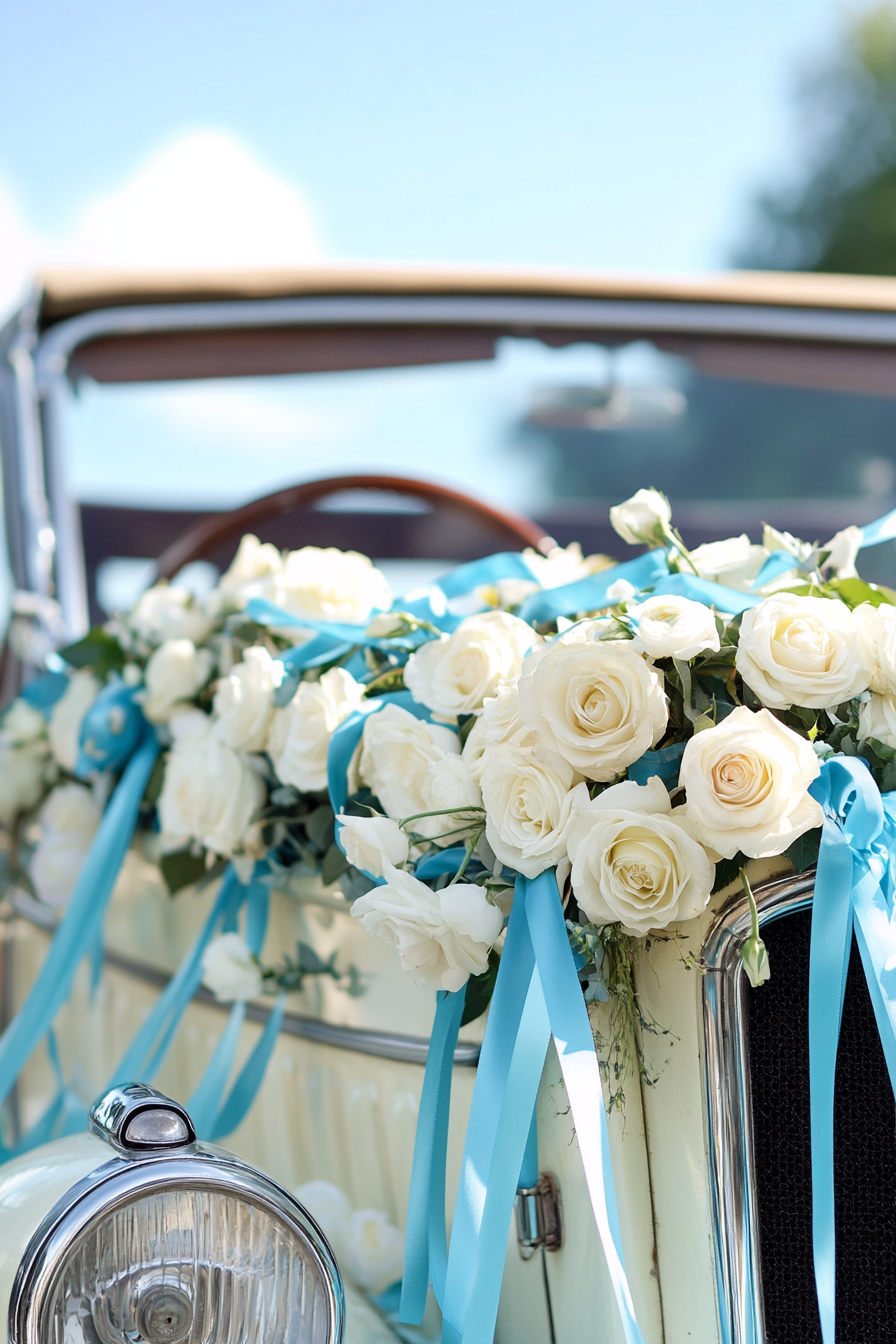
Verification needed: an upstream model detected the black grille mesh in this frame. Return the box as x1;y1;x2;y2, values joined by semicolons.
747;908;896;1342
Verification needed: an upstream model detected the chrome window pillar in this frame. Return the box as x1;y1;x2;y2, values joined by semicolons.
701;872;815;1344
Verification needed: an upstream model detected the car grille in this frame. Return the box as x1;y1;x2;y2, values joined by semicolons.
748;908;896;1342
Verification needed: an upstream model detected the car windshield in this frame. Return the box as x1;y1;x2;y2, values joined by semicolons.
57;330;896;607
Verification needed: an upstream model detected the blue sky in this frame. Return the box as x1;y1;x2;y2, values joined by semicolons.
0;0;864;294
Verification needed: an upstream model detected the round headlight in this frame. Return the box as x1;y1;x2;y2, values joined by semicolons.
3;1084;343;1344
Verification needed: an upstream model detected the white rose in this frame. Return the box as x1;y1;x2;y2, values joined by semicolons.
267;668;364;793
518;640;668;781
142;639;214;723
679;705;823;859
30;783;102;907
213;646;280;750
736;593;873;709
418;753;482;845
351;862;502;991
854;602;896;696
566;776;714;936
343;1209;406;1295
481;741;580;878
337;814;409;877
129;583;214;647
404;611;540;718
689;535;769;592
273;546;393;626
0;700;50;823
49;671;101;772
609;488;671;546
858;692;896;749
823;525;863;579
218;534;283;597
630;595;720;660
359;704;460;825
294;1181;352;1259
159;709;266;856
201;932;263;1001
462;679;530;783
522;541;612;589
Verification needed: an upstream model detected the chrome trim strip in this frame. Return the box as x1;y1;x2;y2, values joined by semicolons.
7;889;480;1067
9;1145;344;1344
33;293;896;389
701;871;815;1344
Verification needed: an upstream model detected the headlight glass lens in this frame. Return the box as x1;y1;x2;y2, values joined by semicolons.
43;1187;333;1344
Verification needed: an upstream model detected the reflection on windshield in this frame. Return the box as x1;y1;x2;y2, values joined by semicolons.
61;333;896;585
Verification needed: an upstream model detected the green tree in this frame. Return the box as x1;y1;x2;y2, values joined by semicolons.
735;6;896;274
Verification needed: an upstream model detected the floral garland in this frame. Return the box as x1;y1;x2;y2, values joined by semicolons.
0;488;890;1015
3;487;896;1343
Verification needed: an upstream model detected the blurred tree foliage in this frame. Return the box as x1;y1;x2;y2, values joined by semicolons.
736;5;896;274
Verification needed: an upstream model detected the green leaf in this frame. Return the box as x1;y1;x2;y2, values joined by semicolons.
829;577;895;609
782;828;821;873
160;848;208;894
305;804;335;852
321;842;350;885
58;627;124;676
461;949;500;1026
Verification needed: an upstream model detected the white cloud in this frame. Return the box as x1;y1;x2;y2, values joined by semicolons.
0;131;323;321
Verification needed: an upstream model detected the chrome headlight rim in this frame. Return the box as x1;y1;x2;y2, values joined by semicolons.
9;1145;344;1344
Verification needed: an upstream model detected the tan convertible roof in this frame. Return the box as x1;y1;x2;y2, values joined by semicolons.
36;264;896;325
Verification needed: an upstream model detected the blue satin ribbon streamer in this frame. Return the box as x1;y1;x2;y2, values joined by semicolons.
401;871;647;1344
518;550;669;624
434;552;538;600
807;757;896;1344
399;986;467;1322
649;571;760;614
0;728;159;1110
859;506;896;549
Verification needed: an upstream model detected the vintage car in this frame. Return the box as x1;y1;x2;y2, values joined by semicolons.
2;266;896;1344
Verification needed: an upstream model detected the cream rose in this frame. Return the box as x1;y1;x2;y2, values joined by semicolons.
343;1209;406;1294
858;692;896;750
294;1182;352;1259
142;639;214;723
213;646;280;750
129;583;214;647
481;741;580;878
609;488;671;546
30;783;102;907
823;525;863;579
736;593;873;709
518;640;667;781
854;602;896;697
462;679;531;783
49;670;101;772
267;668;365;792
351;862;502;991
273;546;393;626
218;534;283;597
630;595;720;660
679;706;822;859
404;611;540;717
337;814;410;877
201;932;263;1001
689;535;769;592
566;776;714;936
359;704;461;824
158;709;266;856
0;700;50;823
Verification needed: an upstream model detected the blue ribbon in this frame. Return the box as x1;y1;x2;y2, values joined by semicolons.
807;757;896;1344
627;740;686;789
0;727;159;1110
518;550;668;624
402;871;647;1344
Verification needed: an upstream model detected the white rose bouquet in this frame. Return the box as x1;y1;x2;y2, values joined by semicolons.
1;490;889;1055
